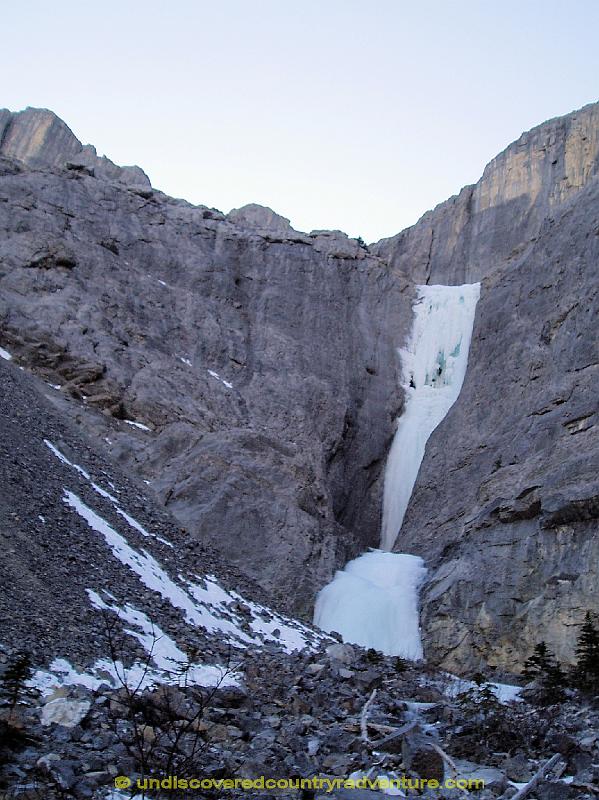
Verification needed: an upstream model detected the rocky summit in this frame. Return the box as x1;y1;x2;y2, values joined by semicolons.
0;103;598;798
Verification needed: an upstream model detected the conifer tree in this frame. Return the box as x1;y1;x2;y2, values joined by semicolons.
522;642;566;704
0;651;33;720
523;642;553;681
574;611;599;692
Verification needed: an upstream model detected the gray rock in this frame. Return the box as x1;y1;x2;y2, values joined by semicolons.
401;727;444;782
38;757;77;789
307;737;320;755
0;107;150;188
535;781;577;799
503;754;535;783
325;643;357;664
41;697;91;728
377;101;599;672
227;203;296;236
372;102;599;285
453;759;507;793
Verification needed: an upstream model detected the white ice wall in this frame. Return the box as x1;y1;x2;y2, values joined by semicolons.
381;283;480;551
313;551;427;658
313;283;480;658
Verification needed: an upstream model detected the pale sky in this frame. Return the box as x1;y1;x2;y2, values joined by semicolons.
3;0;598;241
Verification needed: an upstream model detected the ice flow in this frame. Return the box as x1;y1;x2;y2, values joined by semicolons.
381;283;481;551
313;284;480;658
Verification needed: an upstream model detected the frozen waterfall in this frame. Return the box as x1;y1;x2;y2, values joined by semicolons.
313;551;427;657
381;283;481;551
313;283;480;658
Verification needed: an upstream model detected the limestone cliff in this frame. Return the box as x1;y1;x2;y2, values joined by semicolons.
375;102;599;671
0;106;150;188
373;101;599;284
1;103;598;673
0;108;412;615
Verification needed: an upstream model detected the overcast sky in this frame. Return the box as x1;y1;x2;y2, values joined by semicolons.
3;0;598;241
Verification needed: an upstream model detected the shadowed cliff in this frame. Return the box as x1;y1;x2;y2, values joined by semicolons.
0;107;413;616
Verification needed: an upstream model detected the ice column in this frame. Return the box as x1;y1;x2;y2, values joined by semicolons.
381;283;481;551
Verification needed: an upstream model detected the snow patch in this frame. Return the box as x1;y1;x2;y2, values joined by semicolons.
0;347;12;361
232;592;322;655
90;481;119;503
87;591;240;687
63;490;319;652
44;439;91;480
45;442;321;664
114;507;173;548
314;551;426;658
490;681;523;703
45;440;172;547
444;673;523;704
179;356;192;366
30;658;114;696
207;369;233;389
63;491;250;643
124;419;151;431
31;594;240;697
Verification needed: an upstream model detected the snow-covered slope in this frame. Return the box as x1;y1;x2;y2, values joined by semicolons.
0;360;325;694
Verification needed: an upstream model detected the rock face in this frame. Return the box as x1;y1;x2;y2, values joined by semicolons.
0;108;412;616
1;102;598;672
372;102;599;285
0;107;150;188
227;203;295;235
374;102;599;671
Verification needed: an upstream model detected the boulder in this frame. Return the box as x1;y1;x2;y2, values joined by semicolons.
41;697;91;728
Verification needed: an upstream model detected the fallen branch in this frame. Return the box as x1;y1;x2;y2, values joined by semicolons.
360;689;377;743
431;742;459;780
370;721;418;750
510;753;562;800
344;720;397;734
429;743;474;799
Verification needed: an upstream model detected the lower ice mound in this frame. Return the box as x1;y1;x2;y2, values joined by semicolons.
313;551;427;658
